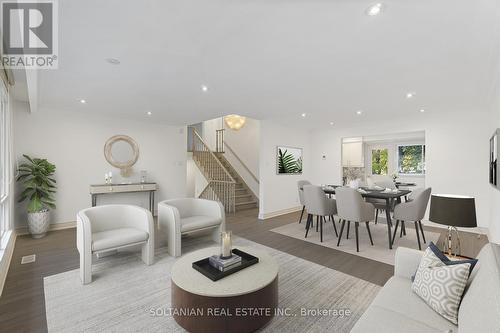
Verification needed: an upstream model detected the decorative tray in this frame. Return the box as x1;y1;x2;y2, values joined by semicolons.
192;248;259;281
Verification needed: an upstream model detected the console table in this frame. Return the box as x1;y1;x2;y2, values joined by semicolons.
89;183;158;213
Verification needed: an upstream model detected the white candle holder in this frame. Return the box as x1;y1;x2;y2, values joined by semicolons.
220;231;232;259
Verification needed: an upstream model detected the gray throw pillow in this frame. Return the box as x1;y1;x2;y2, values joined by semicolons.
411;247;471;324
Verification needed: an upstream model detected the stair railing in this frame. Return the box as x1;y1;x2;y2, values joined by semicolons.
191;128;235;213
215;129;225;153
224;142;260;185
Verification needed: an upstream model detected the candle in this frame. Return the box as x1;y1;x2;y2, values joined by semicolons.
221;231;232;258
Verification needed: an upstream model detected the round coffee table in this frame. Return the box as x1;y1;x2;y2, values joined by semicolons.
171;246;279;333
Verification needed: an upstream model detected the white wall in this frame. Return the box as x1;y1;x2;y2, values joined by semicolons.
488;92;500;244
223;118;260;197
258;121;311;219
13;109;187;227
310;111;491;229
223;118;260;178
186;154;208;198
186;154;196;197
201;118;222;151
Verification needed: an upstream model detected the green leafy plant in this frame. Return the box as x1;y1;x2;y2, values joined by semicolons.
371;149;388;175
278;148;302;174
398;145;425;174
16;155;57;213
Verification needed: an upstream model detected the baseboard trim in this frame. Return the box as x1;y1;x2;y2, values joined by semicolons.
15;221;76;236
258;206;302;220
0;230;16;297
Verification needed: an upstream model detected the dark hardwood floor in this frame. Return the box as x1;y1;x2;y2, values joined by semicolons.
0;229;79;332
226;209;488;285
0;208;489;332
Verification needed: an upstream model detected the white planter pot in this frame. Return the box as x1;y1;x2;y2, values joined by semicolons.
27;209;50;239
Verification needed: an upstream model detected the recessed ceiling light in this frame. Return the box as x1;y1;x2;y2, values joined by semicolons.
146;111;152;116
419;109;425;113
356;110;363;115
366;3;385;16
301;113;307;118
79;99;86;104
201;85;208;92
105;58;120;65
406;92;415;99
330;122;334;126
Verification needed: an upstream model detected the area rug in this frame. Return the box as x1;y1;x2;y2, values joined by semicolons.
271;219;440;265
44;236;380;333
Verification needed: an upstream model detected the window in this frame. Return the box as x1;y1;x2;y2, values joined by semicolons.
0;81;10;240
398;144;425;175
371;148;388;175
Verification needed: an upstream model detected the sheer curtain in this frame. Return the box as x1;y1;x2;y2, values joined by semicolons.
0;79;12;242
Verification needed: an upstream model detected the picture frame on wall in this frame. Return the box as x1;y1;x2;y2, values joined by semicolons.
490;129;499;187
276;146;303;175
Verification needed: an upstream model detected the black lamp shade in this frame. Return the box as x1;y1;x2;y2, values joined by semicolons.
429;194;477;228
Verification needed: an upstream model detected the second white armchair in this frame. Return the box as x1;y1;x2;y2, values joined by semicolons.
158;198;225;257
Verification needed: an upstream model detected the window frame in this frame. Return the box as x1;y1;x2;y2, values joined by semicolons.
396;143;426;176
0;80;11;240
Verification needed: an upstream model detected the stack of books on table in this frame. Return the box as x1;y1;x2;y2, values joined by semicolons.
209;254;242;272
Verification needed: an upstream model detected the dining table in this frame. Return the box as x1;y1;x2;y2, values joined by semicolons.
323;185;412;250
395;182;417;188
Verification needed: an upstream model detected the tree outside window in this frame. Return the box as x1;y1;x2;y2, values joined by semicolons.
398;144;425;174
372;149;388;175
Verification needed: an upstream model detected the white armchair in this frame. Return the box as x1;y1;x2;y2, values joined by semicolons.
76;204;154;284
158;198;225;257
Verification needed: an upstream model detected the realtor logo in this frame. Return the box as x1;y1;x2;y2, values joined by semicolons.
1;0;58;69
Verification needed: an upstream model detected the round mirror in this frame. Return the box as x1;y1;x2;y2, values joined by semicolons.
104;135;139;172
111;140;134;164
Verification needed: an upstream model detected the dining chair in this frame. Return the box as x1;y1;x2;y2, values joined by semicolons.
335;187;374;252
375;177;397;190
297;180;311;224
367;179;398;224
303;185;338;242
391;187;432;250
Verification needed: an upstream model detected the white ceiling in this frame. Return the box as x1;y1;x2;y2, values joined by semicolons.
37;0;500;128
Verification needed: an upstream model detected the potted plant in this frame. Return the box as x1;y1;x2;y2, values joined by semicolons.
16;155;57;238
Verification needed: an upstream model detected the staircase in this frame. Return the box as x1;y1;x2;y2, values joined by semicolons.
191;129;236;213
214;153;258;211
190;127;258;213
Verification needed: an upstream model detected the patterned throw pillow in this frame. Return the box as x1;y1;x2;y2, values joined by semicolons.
412;247;471;324
411;242;478;281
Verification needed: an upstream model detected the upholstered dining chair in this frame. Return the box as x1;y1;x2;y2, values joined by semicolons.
303;185;338;242
77;205;155;284
297;180;311;224
369;178;397;224
335;187;375;252
158;198;225;257
391;187;432;250
376;178;397;190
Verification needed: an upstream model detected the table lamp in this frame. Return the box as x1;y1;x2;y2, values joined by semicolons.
429;194;477;257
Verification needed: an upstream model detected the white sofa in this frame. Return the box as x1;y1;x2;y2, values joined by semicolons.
76;204;155;284
158;198;225;257
351;243;500;332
